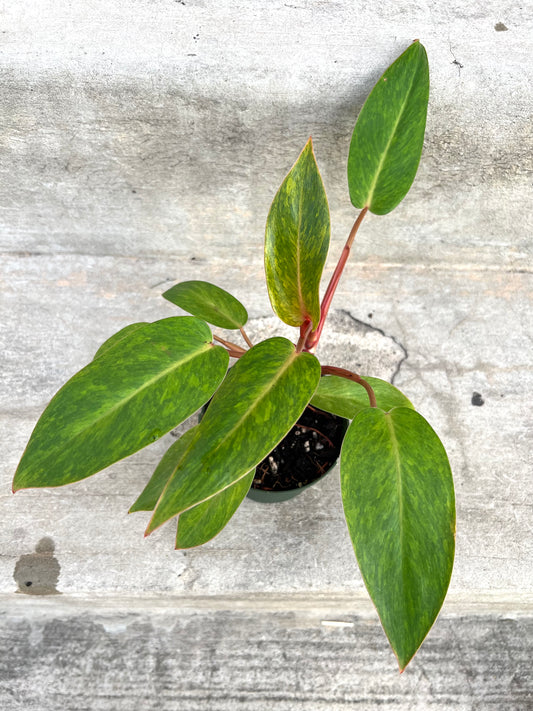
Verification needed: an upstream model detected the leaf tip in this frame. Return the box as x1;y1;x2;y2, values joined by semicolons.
144;519;156;537
145;512;166;537
12;473;24;494
396;651;413;674
302;136;315;159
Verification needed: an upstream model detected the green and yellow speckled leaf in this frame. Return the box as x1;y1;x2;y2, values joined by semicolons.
146;337;321;534
348;41;429;215
163;280;248;330
93;322;149;359
311;375;413;419
341;406;455;670
175;470;254;549
129;427;199;513
265;138;330;328
130;424;253;548
13;317;228;490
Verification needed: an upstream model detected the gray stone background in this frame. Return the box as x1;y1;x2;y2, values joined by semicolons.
1;1;532;708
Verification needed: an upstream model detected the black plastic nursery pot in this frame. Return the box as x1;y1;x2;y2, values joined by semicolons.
247;405;349;503
200;397;349;504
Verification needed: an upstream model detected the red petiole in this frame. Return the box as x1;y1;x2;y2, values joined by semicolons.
304;206;368;352
321;365;377;408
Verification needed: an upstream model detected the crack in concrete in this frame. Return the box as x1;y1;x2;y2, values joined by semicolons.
150;277;175;289
340;309;408;385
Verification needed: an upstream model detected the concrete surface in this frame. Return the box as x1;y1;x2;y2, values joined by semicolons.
1;0;532;708
1;595;532;710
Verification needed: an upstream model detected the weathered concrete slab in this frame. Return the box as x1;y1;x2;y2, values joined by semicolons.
2;255;532;599
1;0;532;704
0;596;531;710
1;2;532;267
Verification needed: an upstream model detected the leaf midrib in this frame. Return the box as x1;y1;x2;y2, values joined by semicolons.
385;413;407;598
198;298;240;328
151;345;310;525
199;346;302;469
364;56;420;209
21;340;214;473
295;175;306;322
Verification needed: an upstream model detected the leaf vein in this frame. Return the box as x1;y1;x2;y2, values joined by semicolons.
365;62;419;209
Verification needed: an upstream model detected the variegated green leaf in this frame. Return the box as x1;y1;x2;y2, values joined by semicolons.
131;424;253;548
348;41;429;215
94;322;149;359
311;375;413;419
163;280;248;330
146;337;320;534
129;427;199;512
341;406;455;670
265;138;330;328
175;471;254;549
13;318;228;490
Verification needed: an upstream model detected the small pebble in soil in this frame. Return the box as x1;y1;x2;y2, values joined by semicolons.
252;406;348;492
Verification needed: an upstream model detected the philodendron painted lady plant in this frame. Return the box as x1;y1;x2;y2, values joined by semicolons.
13;41;455;670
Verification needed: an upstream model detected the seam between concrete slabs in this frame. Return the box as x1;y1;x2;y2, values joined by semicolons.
2;591;533;617
2;252;533;274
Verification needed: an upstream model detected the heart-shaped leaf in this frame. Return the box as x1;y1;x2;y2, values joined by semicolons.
13;317;228;490
341;406;455;670
146;337;320;534
347;41;429;215
94;322;149;359
265;138;330;329
163;280;248;330
311;375;413;419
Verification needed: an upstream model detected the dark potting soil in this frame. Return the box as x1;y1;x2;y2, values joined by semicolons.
252;406;349;492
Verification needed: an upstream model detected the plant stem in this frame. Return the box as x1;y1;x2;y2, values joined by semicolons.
296;318;313;352
304;207;368;351
213;334;246;354
321;365;377;408
239;326;254;349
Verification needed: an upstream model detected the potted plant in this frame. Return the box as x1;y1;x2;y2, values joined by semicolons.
12;40;455;671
